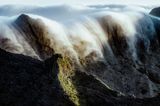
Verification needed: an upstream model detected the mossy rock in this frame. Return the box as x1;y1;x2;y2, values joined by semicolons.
58;56;80;106
57;56;120;106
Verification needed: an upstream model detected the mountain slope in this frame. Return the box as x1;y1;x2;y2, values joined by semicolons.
1;6;160;105
0;48;73;106
0;48;160;106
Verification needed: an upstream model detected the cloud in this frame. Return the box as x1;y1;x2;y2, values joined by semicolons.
0;0;159;6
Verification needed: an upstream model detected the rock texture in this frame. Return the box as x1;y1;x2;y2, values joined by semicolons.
0;49;73;106
7;14;160;98
150;7;160;17
0;48;160;106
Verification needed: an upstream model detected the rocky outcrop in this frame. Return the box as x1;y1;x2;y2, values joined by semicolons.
150;7;160;17
13;14;55;60
1;48;160;106
0;48;73;106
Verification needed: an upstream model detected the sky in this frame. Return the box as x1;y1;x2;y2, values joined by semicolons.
0;0;159;6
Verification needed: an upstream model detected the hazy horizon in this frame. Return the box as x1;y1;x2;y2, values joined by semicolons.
0;0;159;6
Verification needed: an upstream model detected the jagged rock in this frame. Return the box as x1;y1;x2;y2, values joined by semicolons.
147;68;160;84
0;48;160;106
150;7;160;17
0;49;73;106
13;14;54;60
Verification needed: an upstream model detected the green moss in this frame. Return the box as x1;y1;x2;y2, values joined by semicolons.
57;56;120;106
58;56;80;106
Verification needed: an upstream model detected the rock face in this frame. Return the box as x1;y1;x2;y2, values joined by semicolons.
150;7;160;17
13;14;55;60
0;48;160;106
0;49;73;106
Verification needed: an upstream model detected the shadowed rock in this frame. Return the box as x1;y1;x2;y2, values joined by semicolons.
150;7;160;17
0;48;73;106
0;49;160;106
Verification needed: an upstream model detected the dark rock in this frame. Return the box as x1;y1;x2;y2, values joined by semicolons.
0;48;160;106
150;7;160;17
0;49;73;106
